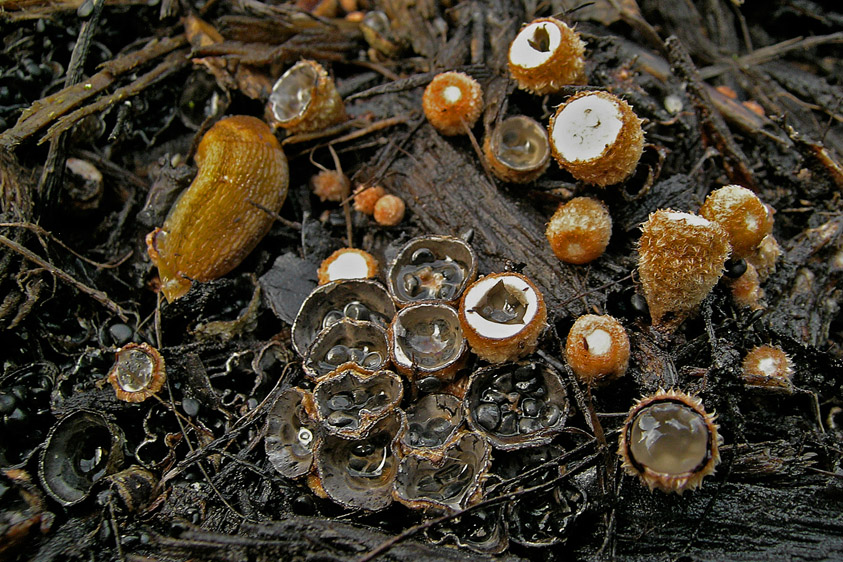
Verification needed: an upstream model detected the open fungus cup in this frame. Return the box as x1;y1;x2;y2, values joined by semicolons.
393;430;491;512
292;279;396;357
388;302;468;383
387;235;478;306
548;90;644;187
310;411;406;512
107;343;166;403
458;272;547;363
399;393;466;461
303;319;389;381
267;59;346;134
265;387;320;479
507;17;586;95
464;361;569;450
312;365;403;438
618;389;721;494
483;115;551;184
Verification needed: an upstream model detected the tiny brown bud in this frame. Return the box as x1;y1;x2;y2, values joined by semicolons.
373;194;405;226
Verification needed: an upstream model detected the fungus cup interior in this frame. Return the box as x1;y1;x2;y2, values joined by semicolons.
270;62;318;122
492;116;550;170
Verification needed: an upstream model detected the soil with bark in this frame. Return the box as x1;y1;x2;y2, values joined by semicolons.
1;0;842;561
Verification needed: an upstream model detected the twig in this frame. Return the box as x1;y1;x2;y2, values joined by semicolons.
163;377;252;522
0;233;131;322
0;222;133;269
699;32;843;80
107;496;127;562
0;35;188;150
356;452;600;562
40;48;190;144
666;36;756;189
38;0;105;212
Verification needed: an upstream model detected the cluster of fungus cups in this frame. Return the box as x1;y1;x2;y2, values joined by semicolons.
267;235;576;514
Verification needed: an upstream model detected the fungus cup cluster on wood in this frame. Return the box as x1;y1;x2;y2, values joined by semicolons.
2;2;841;560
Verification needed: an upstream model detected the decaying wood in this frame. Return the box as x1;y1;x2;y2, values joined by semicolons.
382;125;618;318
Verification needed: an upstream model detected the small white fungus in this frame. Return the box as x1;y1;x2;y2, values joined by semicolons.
509;21;562;69
551;95;623;162
585;329;612;356
463;275;539;340
326;252;370;281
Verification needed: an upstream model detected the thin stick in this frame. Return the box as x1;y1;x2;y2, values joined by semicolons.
356;453;599;562
0;222;132;269
0;233;131;321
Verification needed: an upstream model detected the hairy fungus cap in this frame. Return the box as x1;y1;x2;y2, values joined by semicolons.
637;210;731;326
699;185;773;258
373;194;405;226
741;345;794;392
459;272;547;363
268;60;346;133
311;169;350;202
618;388;721;494
549;91;644;186
483;115;550;183
317;248;379;285
422;71;483;136
507;17;586;95
565;314;629;385
545;197;612;264
353;185;386;214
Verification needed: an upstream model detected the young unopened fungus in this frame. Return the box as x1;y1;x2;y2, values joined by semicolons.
545;197;612;264
311;169;350;202
699;184;773;258
353;185;386;214
373;194;405;226
741;345;794;391
637;210;730;326
565;314;629;386
317;248;379;285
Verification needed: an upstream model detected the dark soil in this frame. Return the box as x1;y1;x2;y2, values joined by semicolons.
1;0;842;561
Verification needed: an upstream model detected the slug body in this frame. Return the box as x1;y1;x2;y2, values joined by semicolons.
147;115;288;301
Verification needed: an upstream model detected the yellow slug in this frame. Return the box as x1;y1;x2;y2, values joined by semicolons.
146;115;288;301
